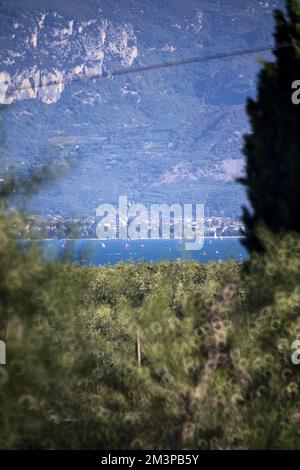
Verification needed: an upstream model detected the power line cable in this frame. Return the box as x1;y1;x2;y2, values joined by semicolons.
6;42;292;94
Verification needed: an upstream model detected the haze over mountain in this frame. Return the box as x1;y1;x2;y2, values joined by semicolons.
0;0;285;217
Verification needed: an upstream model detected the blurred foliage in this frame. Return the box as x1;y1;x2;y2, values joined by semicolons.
1;207;300;448
1;0;300;450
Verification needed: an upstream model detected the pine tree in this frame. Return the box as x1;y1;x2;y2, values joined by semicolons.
240;0;300;252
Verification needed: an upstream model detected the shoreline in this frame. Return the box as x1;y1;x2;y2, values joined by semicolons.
23;236;244;241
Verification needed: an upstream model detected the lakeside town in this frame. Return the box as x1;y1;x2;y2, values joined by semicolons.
22;213;244;239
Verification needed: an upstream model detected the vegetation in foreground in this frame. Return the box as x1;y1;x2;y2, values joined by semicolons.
1;0;300;450
1;207;300;449
241;0;300;252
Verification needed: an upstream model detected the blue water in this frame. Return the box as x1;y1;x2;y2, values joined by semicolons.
25;238;248;265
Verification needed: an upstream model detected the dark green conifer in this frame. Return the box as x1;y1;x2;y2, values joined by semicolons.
240;0;300;252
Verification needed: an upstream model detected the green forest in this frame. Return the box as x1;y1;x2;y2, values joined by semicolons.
1;222;300;449
1;0;300;450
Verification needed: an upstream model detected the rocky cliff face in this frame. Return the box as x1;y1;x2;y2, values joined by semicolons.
0;0;285;217
0;9;138;105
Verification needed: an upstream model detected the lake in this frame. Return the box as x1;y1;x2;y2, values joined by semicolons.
25;237;248;265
